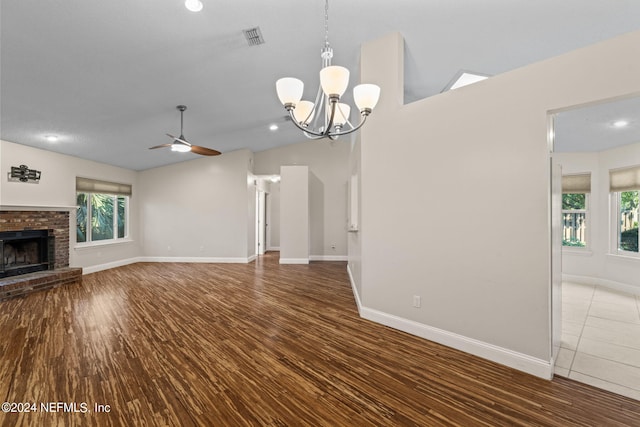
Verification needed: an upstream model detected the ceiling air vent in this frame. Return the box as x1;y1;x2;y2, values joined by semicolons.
243;27;265;46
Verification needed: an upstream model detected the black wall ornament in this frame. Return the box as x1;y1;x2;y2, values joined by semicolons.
9;165;41;183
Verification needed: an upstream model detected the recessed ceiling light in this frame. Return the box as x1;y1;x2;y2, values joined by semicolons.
184;0;203;12
269;124;278;131
45;135;59;142
612;120;629;128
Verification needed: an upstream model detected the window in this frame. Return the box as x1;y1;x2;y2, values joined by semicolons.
615;190;639;253
562;173;591;248
562;193;588;247
610;166;640;256
76;178;131;245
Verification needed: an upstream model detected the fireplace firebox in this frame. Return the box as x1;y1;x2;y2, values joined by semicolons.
0;230;54;278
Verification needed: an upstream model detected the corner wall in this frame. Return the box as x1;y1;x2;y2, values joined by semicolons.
137;149;255;262
254;139;349;260
354;30;640;377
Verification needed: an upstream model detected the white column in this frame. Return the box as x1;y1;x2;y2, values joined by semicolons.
279;165;309;264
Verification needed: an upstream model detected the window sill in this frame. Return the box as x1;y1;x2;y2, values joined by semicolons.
607;253;640;262
75;238;134;251
562;248;592;256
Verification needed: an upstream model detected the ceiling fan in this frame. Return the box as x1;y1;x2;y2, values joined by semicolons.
149;105;221;156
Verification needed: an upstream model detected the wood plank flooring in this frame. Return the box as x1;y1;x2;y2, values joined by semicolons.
0;252;639;426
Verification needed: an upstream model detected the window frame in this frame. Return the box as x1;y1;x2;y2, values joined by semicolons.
611;190;640;258
76;192;130;248
562;193;589;249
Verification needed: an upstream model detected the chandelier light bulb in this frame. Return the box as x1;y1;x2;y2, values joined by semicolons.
353;84;381;113
320;66;350;98
184;0;203;12
330;103;351;126
276;78;304;107
293;101;316;125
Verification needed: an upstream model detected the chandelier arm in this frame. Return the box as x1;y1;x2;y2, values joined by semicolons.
303;131;326;140
329;114;369;137
286;109;326;137
308;84;325;133
325;99;337;136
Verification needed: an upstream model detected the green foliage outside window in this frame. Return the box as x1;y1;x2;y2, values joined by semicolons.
562;193;586;247
77;193;127;243
620;191;639;252
562;193;585;210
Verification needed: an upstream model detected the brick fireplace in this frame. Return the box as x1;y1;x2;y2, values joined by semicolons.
0;210;81;300
0;210;70;268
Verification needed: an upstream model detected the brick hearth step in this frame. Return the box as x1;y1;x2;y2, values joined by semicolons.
0;268;82;300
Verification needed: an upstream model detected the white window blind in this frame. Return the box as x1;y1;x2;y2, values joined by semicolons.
562;173;591;193
610;166;640;192
76;177;132;196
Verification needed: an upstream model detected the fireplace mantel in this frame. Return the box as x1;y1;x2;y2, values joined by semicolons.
0;205;76;211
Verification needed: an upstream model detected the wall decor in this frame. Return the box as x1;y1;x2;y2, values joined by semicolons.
9;165;41;183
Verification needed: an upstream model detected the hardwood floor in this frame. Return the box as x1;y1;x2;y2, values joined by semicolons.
0;252;638;426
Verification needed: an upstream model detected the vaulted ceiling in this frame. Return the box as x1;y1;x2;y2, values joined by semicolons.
2;0;640;170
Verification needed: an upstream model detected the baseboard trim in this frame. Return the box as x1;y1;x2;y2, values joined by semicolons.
344;263;549;378
310;255;348;261
346;264;362;315
81;255;258;274
138;256;255;264
562;274;640;296
267;246;280;251
359;306;552;379
81;257;142;275
279;258;309;265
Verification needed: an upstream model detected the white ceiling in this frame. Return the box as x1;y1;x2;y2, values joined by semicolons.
554;96;640;153
2;0;640;170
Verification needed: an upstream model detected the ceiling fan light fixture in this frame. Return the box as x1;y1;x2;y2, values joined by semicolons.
171;143;191;152
148;105;221;156
185;0;203;12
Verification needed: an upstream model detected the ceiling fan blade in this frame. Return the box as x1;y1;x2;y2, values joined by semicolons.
190;145;221;156
149;143;173;149
166;133;191;146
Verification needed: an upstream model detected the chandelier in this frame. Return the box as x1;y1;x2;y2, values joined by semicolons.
275;0;381;140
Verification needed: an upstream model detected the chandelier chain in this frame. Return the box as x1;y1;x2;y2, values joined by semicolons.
324;0;329;47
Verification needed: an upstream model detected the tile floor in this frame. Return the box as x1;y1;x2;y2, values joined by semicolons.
555;281;640;400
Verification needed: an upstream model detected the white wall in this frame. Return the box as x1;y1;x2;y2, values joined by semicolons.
556;142;640;291
354;30;640;378
254;139;349;259
267;182;280;250
347;133;363;298
0;140;140;270
279;165;309;264
138;149;255;261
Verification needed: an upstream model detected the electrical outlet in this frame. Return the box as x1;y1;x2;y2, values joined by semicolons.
331;244;336;250
413;295;421;308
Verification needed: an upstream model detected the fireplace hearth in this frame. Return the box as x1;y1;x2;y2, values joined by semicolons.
0;230;54;278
